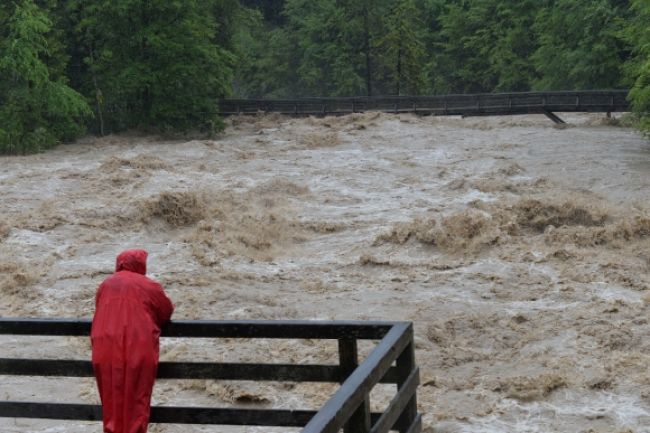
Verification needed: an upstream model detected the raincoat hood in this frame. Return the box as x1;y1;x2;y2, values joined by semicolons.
115;249;148;275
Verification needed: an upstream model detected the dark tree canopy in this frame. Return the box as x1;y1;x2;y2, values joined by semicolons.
0;0;91;154
67;0;234;133
1;0;649;153
622;0;650;133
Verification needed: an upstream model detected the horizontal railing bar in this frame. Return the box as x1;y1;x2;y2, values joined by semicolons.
301;323;413;433
0;359;401;383
369;367;420;433
150;406;315;426
0;318;398;339
219;90;631;117
0;402;101;421
0;402;385;426
157;362;341;382
220;89;629;102
0;402;311;425
222;100;629;107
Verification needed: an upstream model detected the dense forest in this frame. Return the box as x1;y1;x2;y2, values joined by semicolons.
0;0;649;153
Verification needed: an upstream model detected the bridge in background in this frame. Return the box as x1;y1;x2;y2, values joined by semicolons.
219;90;630;124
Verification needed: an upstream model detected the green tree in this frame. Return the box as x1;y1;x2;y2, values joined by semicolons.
241;0;286;25
0;0;91;154
376;0;426;95
69;0;234;133
622;0;650;133
339;0;388;96
282;0;366;96
532;0;628;90
231;7;298;97
419;0;448;93
430;0;541;93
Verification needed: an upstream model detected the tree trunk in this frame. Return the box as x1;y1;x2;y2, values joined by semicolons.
140;0;151;121
364;8;372;97
89;50;104;136
396;45;402;96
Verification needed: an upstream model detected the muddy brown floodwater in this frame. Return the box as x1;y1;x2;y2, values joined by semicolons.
1;112;650;433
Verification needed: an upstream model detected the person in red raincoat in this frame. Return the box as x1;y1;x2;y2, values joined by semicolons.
91;249;174;433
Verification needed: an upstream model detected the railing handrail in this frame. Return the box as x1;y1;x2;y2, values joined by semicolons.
0;317;398;339
302;322;414;433
221;89;630;103
218;90;630;122
0;318;421;433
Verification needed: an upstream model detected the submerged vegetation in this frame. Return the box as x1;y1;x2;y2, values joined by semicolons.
0;0;649;153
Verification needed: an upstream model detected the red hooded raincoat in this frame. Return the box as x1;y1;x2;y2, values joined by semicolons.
91;249;174;433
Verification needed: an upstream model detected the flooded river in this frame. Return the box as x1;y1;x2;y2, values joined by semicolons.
1;112;649;433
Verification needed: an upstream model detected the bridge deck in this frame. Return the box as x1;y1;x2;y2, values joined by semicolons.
218;90;630;121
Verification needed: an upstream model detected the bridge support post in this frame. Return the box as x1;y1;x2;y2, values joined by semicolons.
541;109;566;125
339;339;371;433
395;341;418;433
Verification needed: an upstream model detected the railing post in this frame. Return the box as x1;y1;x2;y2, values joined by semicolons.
395;340;418;433
339;339;371;433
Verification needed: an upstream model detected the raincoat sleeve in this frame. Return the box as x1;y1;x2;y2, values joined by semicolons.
150;282;174;326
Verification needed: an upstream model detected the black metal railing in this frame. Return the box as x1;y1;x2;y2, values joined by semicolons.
0;318;421;433
218;90;630;120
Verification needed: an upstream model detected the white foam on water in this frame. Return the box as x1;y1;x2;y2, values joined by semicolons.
459;391;650;433
592;282;644;303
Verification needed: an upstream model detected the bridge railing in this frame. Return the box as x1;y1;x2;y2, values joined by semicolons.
0;318;421;433
218;90;630;117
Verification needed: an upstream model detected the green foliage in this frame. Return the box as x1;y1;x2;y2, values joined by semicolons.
233;0;639;100
1;0;650;143
430;0;541;93
240;0;285;25
69;0;235;133
235;0;390;97
0;0;91;155
621;0;650;133
232;8;298;97
532;0;628;90
376;0;426;95
338;0;385;96
283;0;366;96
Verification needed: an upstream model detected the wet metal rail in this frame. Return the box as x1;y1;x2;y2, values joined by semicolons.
0;318;421;433
219;90;630;124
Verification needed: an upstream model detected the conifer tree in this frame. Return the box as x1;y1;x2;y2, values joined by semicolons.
532;0;628;90
376;0;425;95
339;0;386;96
282;0;365;96
432;0;540;93
0;0;91;154
623;0;650;133
231;7;297;97
419;0;449;93
69;0;235;133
